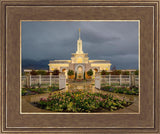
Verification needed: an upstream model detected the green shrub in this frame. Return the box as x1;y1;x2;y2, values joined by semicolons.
48;85;59;92
111;70;122;75
101;70;110;75
21;89;27;96
22;88;48;96
135;70;139;75
101;86;139;95
68;70;74;76
87;69;93;76
101;70;106;75
52;69;60;75
122;71;129;75
36;70;48;75
30;70;38;75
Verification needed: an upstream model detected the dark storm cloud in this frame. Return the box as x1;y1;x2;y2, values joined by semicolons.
22;21;139;69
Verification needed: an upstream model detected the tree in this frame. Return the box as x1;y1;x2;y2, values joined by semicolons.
101;70;106;75
30;70;37;75
46;72;50;75
122;71;129;75
36;70;47;75
68;70;74;78
111;70;121;75
101;70;109;75
52;69;59;75
84;72;85;80
87;69;93;76
135;70;139;75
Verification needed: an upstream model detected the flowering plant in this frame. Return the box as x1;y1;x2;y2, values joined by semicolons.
38;90;132;112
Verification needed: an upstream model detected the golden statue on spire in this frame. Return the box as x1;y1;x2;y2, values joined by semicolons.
79;28;81;39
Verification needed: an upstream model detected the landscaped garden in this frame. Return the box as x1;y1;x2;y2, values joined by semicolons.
101;86;139;95
21;85;59;96
21;76;138;113
35;90;132;112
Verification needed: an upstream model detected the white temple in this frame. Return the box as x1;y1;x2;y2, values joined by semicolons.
48;29;111;79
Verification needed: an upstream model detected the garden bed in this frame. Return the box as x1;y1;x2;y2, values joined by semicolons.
69;79;93;83
22;85;59;96
35;90;133;112
101;86;139;95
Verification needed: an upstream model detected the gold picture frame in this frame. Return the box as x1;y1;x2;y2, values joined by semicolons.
0;0;159;133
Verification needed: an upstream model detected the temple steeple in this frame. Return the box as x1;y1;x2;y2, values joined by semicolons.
76;28;83;54
79;28;81;39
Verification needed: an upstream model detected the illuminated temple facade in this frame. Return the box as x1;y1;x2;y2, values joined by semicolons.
48;29;111;79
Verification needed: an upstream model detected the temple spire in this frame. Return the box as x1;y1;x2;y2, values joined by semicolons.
79;28;81;39
76;28;83;54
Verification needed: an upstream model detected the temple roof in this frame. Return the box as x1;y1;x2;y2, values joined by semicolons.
89;60;111;63
49;60;71;64
49;60;110;64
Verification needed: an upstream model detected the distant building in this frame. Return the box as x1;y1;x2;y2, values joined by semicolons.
24;69;33;73
48;29;111;79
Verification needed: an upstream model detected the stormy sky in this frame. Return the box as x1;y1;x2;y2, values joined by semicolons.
22;21;139;69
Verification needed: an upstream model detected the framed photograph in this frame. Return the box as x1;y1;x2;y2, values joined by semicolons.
0;0;159;133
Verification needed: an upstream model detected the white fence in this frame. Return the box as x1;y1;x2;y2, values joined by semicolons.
135;75;139;86
21;76;27;88
21;75;59;88
101;75;139;87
